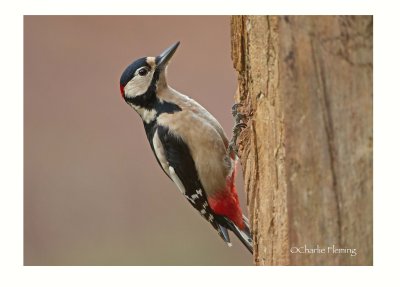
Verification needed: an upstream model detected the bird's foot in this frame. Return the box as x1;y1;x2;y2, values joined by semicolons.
228;103;247;157
231;103;246;120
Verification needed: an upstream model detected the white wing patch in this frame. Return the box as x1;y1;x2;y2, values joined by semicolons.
152;130;169;174
152;128;216;227
153;131;186;195
169;166;186;195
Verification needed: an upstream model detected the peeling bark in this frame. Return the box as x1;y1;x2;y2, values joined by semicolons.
231;16;372;266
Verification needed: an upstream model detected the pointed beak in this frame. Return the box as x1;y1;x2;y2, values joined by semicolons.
157;41;180;69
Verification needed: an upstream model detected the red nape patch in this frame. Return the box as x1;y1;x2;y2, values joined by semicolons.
119;84;125;98
208;169;245;230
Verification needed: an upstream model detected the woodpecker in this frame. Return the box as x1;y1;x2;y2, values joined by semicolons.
119;42;253;253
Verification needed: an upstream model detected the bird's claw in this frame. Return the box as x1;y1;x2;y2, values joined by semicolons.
231;103;243;117
228;103;247;157
233;122;247;132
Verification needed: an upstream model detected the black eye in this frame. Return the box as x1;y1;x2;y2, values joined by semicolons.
138;68;148;76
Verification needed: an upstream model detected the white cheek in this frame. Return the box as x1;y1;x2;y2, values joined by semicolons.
124;71;154;97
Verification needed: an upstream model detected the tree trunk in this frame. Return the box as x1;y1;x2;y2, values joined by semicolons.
231;16;372;266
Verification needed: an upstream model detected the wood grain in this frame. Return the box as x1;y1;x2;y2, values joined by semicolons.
231;16;372;265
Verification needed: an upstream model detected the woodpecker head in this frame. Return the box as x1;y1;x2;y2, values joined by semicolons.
119;42;180;102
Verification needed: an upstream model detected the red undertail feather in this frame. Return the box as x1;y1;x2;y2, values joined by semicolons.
208;168;245;230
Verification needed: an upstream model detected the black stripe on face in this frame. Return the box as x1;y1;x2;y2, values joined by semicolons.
125;86;182;114
125;91;156;110
122;56;181;120
125;59;181;115
124;63;162;110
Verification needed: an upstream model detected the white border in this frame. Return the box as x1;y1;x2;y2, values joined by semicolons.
8;0;376;15
2;0;400;286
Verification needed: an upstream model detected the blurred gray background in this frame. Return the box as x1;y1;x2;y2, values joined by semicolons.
24;16;251;265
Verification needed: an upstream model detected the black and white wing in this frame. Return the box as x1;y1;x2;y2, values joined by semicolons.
149;125;231;244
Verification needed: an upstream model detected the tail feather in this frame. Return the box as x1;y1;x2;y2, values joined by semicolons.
229;216;253;254
217;224;232;247
242;214;250;226
215;215;253;254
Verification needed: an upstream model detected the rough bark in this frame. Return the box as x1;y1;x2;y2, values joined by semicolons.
231;16;372;266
